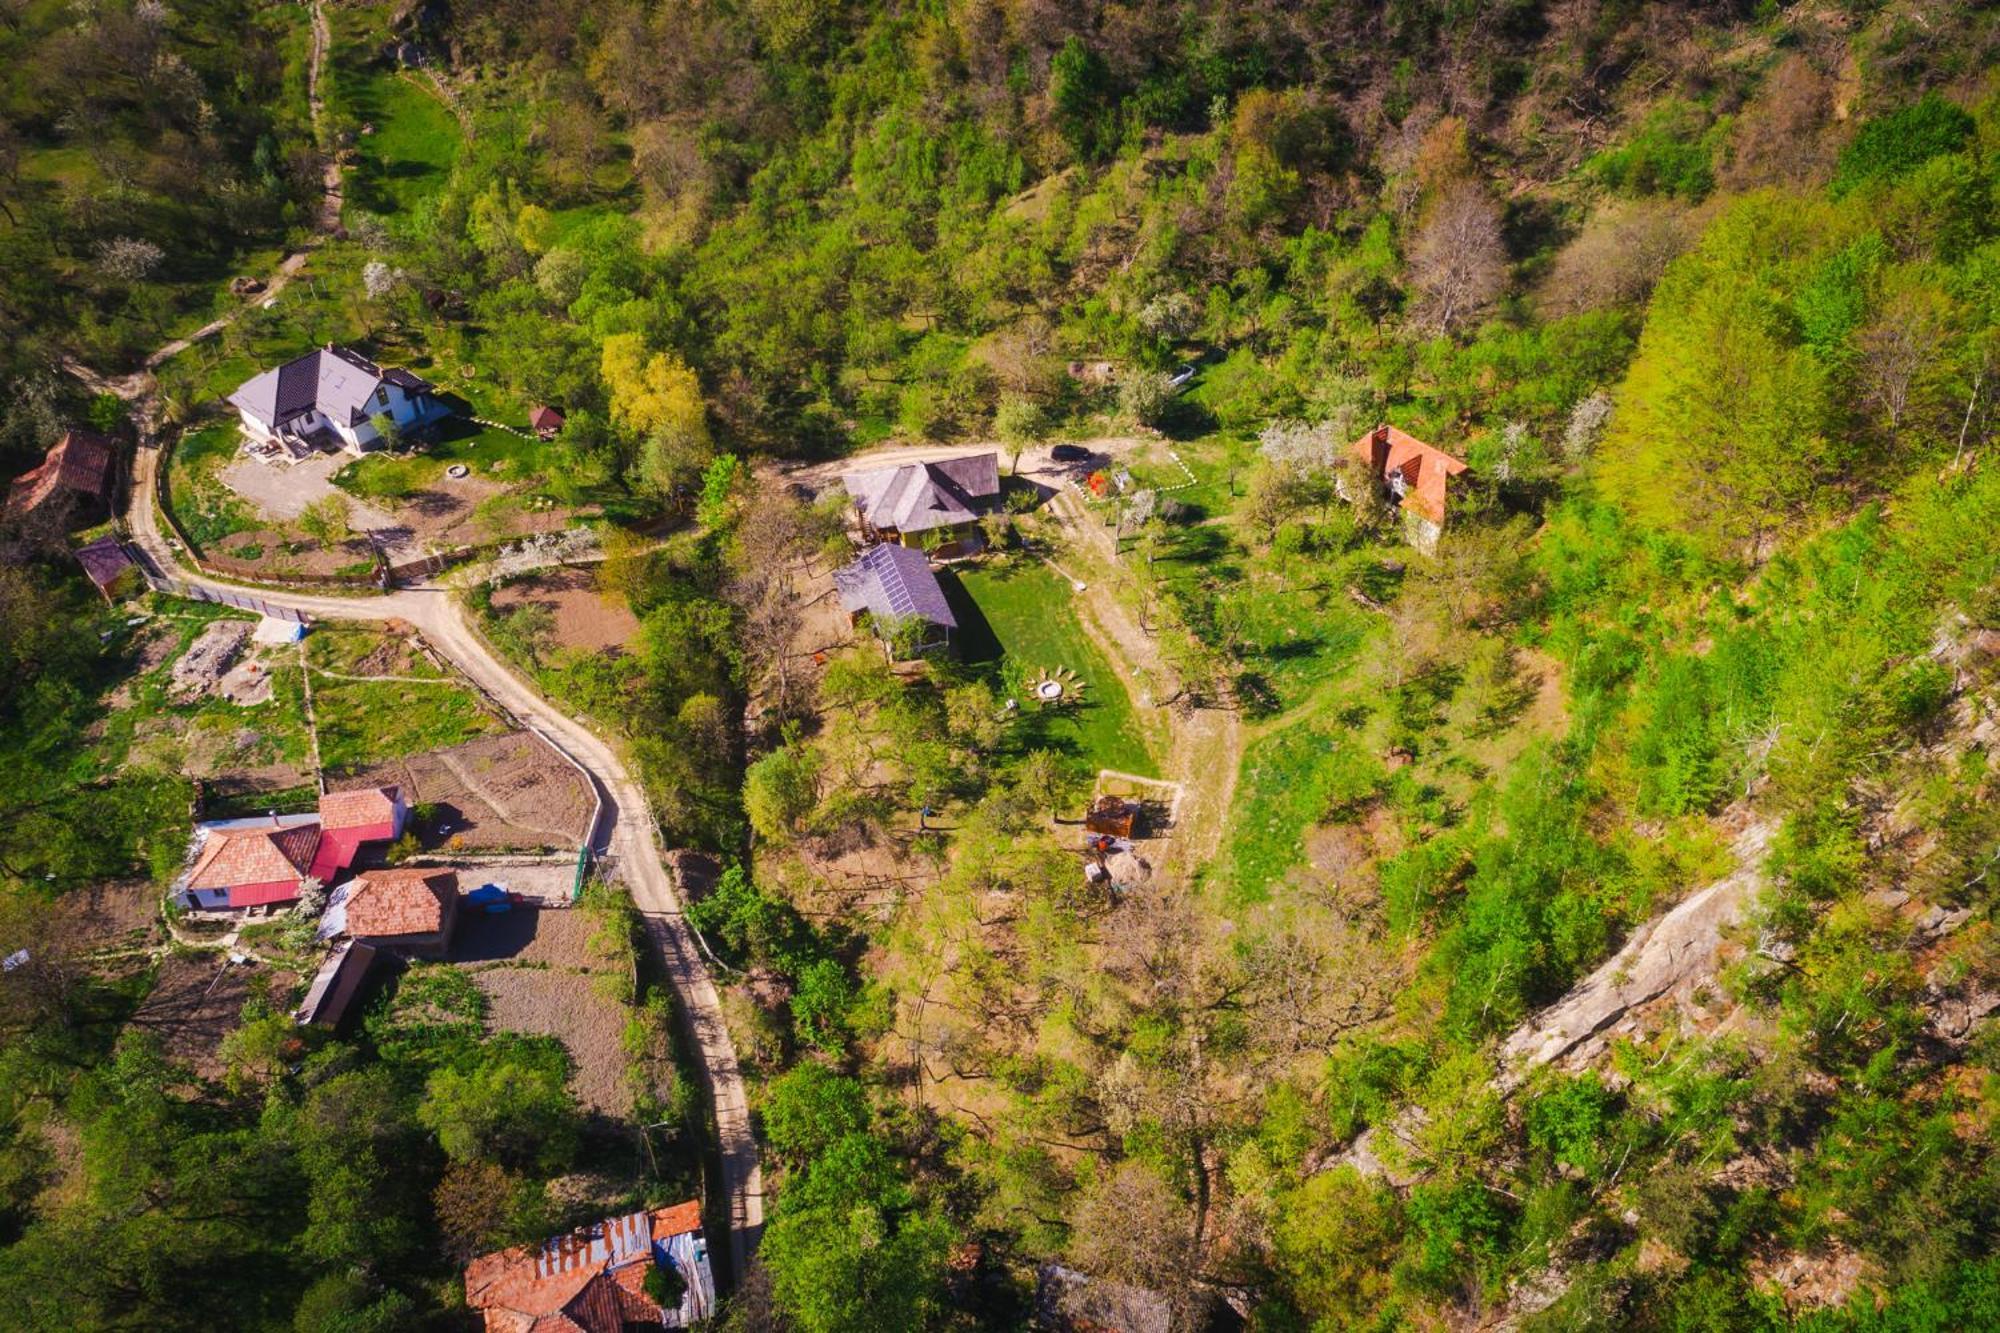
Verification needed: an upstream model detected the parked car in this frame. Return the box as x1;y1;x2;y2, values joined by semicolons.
1167;364;1198;389
1049;444;1091;463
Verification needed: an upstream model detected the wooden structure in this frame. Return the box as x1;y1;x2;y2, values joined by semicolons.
1084;795;1139;838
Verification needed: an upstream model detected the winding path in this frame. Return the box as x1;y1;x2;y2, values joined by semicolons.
125;444;767;1278
63;0;763;1280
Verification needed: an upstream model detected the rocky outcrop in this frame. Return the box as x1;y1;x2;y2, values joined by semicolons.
1498;818;1775;1084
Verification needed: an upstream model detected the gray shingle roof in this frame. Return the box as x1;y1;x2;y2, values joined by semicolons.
842;453;1000;535
833;543;957;630
229;346;434;430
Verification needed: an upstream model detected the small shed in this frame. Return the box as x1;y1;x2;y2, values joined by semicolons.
529;405;565;440
1084;795;1139;839
74;537;139;602
295;940;379;1029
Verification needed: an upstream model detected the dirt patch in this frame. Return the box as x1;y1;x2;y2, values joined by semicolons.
218;656;275;705
128;953;298;1081
170;619;250;702
455;907;633;1116
71;879;164;952
492;568;639;653
330;731;595;852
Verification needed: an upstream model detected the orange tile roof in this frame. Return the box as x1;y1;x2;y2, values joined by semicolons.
186;822;320;891
345;868;456;938
318;786;399;830
1349;424;1468;527
466;1203;702;1333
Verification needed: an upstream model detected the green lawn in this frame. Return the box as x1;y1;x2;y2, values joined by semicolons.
164;422;258;549
952;561;1161;778
309;634;505;774
334;65;463;218
1214;720;1384;908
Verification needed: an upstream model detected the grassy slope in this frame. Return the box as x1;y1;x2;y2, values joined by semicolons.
956;560;1161;778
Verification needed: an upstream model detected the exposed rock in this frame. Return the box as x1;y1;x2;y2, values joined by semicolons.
1499;820;1775;1083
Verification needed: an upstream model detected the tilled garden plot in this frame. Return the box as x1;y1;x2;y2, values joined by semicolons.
330;731;595;852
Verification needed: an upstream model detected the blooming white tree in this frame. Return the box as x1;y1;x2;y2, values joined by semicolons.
1562;391;1614;462
94;236;164;283
362;260;404;300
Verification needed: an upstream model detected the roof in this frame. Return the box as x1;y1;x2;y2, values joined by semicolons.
7;430;115;516
74;536;136;590
344;868;456;939
842;453;1000;534
295;940;378;1027
319;786;400;830
529;405;564;430
466;1203;709;1333
186;817;321;891
833;543;957;630
227;346;434;431
1349;424;1468;527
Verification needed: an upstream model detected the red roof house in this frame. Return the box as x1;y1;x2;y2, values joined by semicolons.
309;785;406;883
465;1202;714;1332
1347;424;1469;548
176;786;405;912
183;816;324;909
7;429;115;524
529;405;565;439
323;866;458;957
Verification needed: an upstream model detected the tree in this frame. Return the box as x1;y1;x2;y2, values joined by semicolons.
789;959;854;1052
419;1052;579;1172
433;1160;527;1264
1120;370;1176;428
1067;1161;1202;1320
759;1134;951;1333
298;494;351;547
762;1064;869;1164
601;332;710;448
1408;181;1505;335
1856;281;1957;445
744;740;821;843
993;394;1045;473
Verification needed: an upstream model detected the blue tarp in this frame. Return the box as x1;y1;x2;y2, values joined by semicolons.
467;884;510;912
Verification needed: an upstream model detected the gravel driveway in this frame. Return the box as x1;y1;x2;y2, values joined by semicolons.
219;451;419;561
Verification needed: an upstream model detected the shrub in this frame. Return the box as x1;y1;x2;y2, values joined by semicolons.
1832;92;1974;196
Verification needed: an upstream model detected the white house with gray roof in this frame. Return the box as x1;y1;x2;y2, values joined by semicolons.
228;345;449;456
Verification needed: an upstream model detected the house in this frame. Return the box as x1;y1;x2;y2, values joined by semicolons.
228;344;449;457
529;405;565;440
319;867;458;958
7;429;115;527
74;537;140;601
310;785;407;883
842;452;1000;556
180;813;324;910
294;940;379;1029
174;786;404;911
833;542;958;659
1347;424;1469;552
465;1200;715;1333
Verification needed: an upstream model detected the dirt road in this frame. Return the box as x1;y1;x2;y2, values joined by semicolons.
121;428;767;1285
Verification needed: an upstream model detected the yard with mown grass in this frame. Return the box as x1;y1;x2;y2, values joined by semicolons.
307;626;507;774
952;560;1162;780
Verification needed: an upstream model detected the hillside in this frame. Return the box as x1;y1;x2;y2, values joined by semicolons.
2;0;1999;1329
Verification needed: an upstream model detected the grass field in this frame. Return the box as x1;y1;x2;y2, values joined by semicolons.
1214;719;1384;907
308;629;505;773
334;65;463;218
952;561;1161;778
165;422;259;549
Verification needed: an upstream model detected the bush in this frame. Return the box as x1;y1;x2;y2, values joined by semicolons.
1832;92;1974;196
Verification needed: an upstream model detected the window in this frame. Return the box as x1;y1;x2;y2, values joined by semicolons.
376;388;390;406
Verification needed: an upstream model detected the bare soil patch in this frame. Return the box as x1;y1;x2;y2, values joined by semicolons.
129;953;298;1081
492;568;639;653
330;731;594;852
170;620;250;702
72;879;164;952
455;907;632;1116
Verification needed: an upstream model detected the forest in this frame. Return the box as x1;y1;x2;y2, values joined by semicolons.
3;0;2000;1329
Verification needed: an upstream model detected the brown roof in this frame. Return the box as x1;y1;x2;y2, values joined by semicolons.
187;821;320;890
319;786;399;829
346;868;456;938
7;430;115;516
1349;424;1468;527
529;405;564;430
